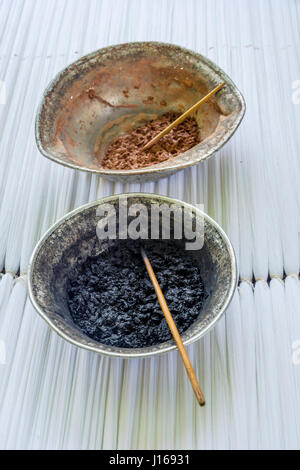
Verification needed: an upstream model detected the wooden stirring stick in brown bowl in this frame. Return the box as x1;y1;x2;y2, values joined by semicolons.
141;246;205;406
143;82;225;151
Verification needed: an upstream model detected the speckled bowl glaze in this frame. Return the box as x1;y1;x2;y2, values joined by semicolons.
35;42;245;183
28;194;237;358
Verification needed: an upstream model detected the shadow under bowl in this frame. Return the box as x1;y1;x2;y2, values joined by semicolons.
28;193;237;358
35;42;245;182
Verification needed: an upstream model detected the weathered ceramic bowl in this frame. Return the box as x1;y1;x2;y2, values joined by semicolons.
28;193;237;358
35;42;245;182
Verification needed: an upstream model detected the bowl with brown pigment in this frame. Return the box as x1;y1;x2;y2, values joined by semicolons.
35;42;245;182
28;193;237;358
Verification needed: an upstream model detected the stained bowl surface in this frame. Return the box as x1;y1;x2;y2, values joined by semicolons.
36;42;245;182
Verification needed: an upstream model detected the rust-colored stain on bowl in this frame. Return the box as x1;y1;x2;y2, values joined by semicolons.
36;42;245;182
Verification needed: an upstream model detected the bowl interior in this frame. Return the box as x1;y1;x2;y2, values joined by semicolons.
29;195;236;357
36;42;245;176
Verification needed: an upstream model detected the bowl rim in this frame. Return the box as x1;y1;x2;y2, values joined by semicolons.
28;193;238;358
35;41;246;177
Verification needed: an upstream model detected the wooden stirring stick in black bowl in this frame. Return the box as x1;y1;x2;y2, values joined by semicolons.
141;246;205;406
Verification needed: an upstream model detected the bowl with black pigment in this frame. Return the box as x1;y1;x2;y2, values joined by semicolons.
28;193;237;358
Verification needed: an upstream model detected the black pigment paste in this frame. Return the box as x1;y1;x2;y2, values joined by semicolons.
67;240;208;348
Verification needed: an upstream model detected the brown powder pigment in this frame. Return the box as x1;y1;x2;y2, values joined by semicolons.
100;112;201;170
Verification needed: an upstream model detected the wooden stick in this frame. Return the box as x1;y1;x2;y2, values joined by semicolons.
143;82;225;151
141;246;205;406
